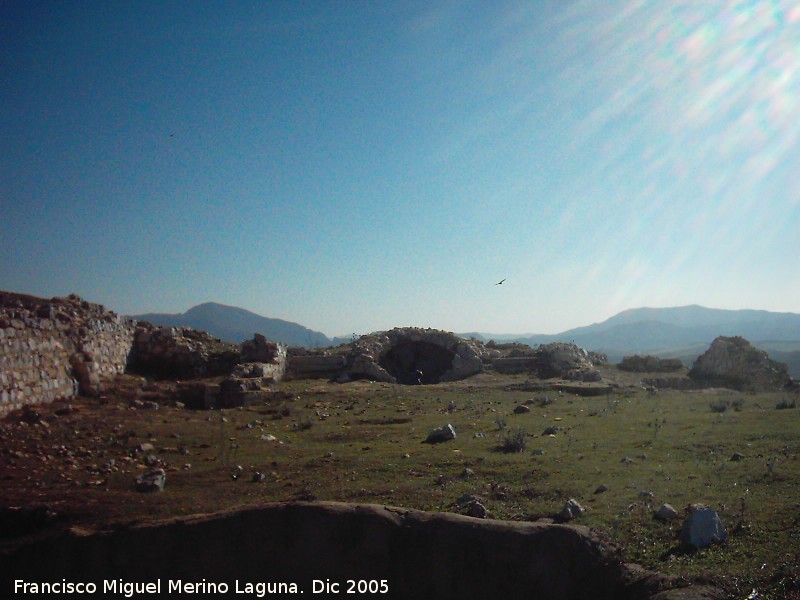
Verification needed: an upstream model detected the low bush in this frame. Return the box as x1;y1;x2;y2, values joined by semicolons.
710;400;729;413
499;430;527;453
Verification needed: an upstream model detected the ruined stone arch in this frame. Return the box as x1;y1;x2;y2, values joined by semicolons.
339;328;482;384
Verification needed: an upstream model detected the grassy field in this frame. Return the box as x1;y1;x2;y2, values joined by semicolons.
1;366;798;598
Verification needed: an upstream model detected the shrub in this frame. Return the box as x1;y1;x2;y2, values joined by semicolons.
291;418;314;431
776;398;797;410
710;400;729;413
499;430;527;453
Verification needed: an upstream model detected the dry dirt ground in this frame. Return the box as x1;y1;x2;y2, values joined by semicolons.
0;370;622;532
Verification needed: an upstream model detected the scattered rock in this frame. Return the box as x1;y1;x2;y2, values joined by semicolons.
513;405;531;414
465;501;488;519
21;408;43;424
542;426;559;436
654;503;679;522
594;484;608;494
456;494;483;507
680;505;728;548
425;424;456;444
639;490;655;498
251;472;266;483
135;468;166;493
730;452;745;462
559;499;584;521
460;468;475;479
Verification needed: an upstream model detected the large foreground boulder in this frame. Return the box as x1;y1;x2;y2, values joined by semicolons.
339;328;483;384
680;505;728;549
0;502;723;600
688;336;790;391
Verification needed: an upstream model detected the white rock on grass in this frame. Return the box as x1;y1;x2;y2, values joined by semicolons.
680;505;728;548
135;468;166;493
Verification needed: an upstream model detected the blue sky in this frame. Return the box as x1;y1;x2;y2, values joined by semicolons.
2;1;799;337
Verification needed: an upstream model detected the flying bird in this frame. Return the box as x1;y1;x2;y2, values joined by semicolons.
495;278;506;285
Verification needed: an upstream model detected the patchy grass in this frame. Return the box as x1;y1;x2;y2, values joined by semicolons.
0;369;797;598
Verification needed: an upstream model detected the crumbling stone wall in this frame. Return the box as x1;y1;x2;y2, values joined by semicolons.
0;292;135;414
492;342;601;382
285;354;348;380
127;323;241;380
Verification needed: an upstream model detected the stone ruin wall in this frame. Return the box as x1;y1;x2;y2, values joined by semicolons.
0;293;135;415
0;292;295;415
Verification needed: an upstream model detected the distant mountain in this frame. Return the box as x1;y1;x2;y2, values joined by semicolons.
460;305;800;376
130;302;331;348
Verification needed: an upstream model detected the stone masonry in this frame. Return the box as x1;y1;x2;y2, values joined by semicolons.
0;291;296;414
0;292;135;414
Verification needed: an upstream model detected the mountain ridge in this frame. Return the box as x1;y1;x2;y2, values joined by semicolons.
130;302;331;348
130;302;800;375
458;305;800;376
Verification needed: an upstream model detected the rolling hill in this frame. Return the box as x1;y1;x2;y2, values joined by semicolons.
130;302;331;348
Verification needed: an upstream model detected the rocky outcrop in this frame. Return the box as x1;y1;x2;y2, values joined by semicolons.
535;342;601;381
688;336;791;391
338;328;483;384
618;355;683;373
0;292;134;414
0;502;723;600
